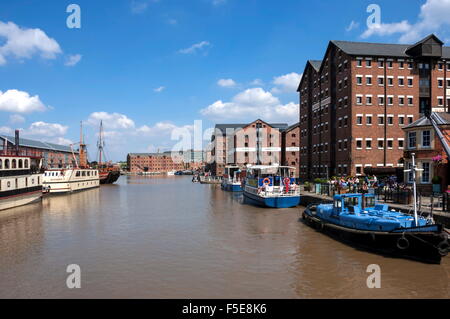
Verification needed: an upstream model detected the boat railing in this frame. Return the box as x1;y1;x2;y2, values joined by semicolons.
246;184;300;197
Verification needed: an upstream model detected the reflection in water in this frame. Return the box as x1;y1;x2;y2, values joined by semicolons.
0;176;448;298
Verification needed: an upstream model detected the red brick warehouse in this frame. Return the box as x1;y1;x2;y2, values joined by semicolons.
298;34;450;181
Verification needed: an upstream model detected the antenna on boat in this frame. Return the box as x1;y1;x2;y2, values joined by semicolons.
404;153;423;227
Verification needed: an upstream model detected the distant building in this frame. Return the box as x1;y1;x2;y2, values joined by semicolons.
209;119;289;176
127;152;184;174
183;149;205;170
403;112;450;194
282;123;300;177
0;133;79;169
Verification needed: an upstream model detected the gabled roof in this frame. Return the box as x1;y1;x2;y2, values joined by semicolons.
403;112;450;129
0;135;76;153
331;35;450;59
284;122;300;133
214;120;289;135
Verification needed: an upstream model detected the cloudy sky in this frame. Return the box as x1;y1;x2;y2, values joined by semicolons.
0;0;449;161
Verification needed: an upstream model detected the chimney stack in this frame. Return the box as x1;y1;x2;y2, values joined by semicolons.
15;130;20;156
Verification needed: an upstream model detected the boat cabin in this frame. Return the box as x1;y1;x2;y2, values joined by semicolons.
224;165;242;181
0;156;40;177
246;165;297;188
332;193;383;215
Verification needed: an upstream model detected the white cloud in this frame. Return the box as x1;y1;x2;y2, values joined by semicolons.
24;121;68;137
0;126;13;135
179;41;211;54
65;54;82;67
0;21;62;65
87;112;136;130
346;20;360;32
49;137;73;146
9;114;25;124
249;79;264;86
271;72;302;94
137;122;193;136
154;86;165;93
361;0;450;43
0;89;47;113
217;79;237;88
200;88;299;123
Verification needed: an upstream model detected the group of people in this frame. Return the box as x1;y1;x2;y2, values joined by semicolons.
328;175;410;191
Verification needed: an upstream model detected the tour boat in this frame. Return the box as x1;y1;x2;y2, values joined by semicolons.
221;165;243;192
43;168;100;194
302;154;449;264
42;122;100;194
243;165;300;208
0;154;43;211
303;193;449;264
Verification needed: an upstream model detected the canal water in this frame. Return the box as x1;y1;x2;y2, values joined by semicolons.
0;176;448;298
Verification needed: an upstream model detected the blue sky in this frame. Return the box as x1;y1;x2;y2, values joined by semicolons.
0;0;449;161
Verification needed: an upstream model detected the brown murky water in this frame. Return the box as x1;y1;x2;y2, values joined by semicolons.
0;176;449;299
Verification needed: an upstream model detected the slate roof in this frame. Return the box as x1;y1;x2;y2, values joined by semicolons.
404;112;450;129
309;60;322;71
214;122;289;135
0;135;76;153
331;39;450;59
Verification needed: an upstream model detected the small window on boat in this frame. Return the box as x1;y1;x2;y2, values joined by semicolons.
12;159;16;169
334;200;342;209
18;159;23;169
24;160;29;168
76;171;81;177
365;197;375;208
0;159;2;170
82;171;86;177
4;159;9;169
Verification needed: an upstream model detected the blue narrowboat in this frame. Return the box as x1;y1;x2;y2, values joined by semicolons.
221;165;243;192
303;193;449;264
243;165;300;208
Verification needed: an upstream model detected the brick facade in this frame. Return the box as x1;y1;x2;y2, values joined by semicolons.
299;35;450;181
127;153;185;174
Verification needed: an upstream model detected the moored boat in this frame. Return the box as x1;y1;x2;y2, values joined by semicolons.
0;154;43;211
243;165;300;208
302;193;449;264
96;121;121;185
221;165;243;192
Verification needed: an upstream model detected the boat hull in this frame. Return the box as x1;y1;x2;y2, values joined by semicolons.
243;190;300;208
221;183;242;192
302;210;449;264
99;170;120;184
0;189;42;211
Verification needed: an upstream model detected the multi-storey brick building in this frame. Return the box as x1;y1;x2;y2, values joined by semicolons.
298;34;450;181
0;132;79;169
282;123;300;177
127;152;185;174
209;119;289;176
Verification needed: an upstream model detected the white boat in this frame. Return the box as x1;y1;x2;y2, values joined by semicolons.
42;121;100;194
167;170;176;176
0;155;43;211
43;168;100;193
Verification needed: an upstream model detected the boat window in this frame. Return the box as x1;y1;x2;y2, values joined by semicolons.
24;160;29;168
87;171;91;177
334;200;342;209
18;159;23;169
76;171;81;177
365;196;375;208
4;159;9;169
0;159;2;170
344;197;359;208
12;159;16;169
82;171;86;177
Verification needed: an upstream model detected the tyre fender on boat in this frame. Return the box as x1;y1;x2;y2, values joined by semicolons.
437;240;450;257
396;236;410;250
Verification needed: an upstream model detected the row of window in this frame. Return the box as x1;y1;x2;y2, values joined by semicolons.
355;138;404;150
0;158;29;170
356;114;415;126
356;75;415;87
408;130;431;149
356;94;415;106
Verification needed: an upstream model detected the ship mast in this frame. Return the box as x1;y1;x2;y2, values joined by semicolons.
98;120;105;166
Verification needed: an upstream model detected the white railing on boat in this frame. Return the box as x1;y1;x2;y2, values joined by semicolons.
244;185;300;197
